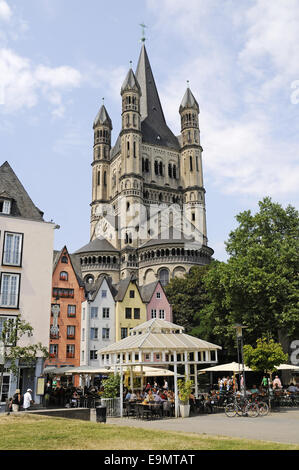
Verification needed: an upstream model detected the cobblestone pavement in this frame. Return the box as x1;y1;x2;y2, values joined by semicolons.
107;409;299;445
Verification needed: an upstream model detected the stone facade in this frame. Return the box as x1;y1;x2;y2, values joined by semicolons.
75;44;213;288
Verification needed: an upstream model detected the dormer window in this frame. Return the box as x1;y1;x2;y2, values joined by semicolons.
0;199;11;215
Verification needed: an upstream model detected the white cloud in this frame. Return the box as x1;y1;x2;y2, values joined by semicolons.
148;0;299;201
0;48;82;116
0;0;12;22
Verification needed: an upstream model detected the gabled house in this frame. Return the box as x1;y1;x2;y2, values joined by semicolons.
46;246;85;376
0;161;55;404
80;276;117;366
140;280;173;322
114;275;147;341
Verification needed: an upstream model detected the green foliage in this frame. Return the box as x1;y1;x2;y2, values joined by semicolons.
101;374;121;398
202;197;299;351
165;265;211;335
0;316;49;375
177;378;193;404
243;337;288;373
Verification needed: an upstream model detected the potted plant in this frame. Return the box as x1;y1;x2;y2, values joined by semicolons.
177;378;193;418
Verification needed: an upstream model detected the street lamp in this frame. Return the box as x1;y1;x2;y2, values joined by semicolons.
233;324;248;398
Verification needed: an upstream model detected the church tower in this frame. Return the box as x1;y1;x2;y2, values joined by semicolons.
90;103;113;240
179;85;207;245
76;42;213;288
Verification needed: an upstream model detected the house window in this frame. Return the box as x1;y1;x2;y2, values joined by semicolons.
125;308;132;319
52;288;74;298
0;316;16;344
66;344;75;358
0;273;20;308
134;308;140;319
90;328;98;340
67;325;75;339
101;290;107;298
60;271;68;281
61;256;68;263
192;212;195;221
121;328;128;339
102;308;110;318
129;290;135;298
90;350;98;360
102;328;110;340
190;156;193;171
90;307;98;319
159;309;165;319
156;292;161;299
82;328;85;341
67;305;76;317
49;344;58;358
0;199;11;214
151;309;157;319
3;232;23;266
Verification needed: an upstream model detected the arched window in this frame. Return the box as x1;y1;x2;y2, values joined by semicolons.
154;160;159;175
173;165;177;179
168;163;172;178
60;271;68;281
159;268;169;286
159;161;163;176
189;156;193;171
97;171;101;186
61;256;68;263
103;171;107;187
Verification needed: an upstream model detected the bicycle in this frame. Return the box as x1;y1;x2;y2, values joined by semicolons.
225;396;259;418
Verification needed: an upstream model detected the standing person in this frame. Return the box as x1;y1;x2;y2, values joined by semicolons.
163;379;168;391
12;389;22;412
23;389;34;411
261;376;268;389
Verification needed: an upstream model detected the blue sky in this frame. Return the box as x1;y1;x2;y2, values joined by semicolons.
0;0;298;260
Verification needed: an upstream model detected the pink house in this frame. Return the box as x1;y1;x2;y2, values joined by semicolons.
141;281;173;323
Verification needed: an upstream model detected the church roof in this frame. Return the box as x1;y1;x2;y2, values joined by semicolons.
139;226;202;249
121;68;141;94
135;45;180;150
0;161;44;221
74;237;118;254
179;87;199;113
93;104;112;129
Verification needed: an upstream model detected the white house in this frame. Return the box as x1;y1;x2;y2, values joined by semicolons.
81;276;116;367
0;162;55;405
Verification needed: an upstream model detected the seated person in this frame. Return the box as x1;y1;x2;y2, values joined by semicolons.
129;391;137;401
250;385;259;395
272;376;282;390
154;391;163;403
287;383;299;393
125;390;131;401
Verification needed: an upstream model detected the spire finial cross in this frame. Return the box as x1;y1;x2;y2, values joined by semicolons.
140;23;147;43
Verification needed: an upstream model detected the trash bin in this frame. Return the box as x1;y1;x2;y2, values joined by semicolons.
96;405;107;423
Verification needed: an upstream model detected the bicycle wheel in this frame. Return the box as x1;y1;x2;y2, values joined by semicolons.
258;402;269;416
225;404;237;417
247;403;259;417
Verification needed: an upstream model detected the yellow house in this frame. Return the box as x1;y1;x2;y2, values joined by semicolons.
115;276;147;341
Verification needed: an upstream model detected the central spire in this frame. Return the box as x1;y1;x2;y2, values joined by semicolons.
135;44;179;150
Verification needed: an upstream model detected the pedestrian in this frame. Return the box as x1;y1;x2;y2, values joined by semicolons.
163;379;168;391
272;376;282;390
261;376;268;389
12;389;22;412
23;389;34;411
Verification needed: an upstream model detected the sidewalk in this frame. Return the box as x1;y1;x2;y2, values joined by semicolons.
107;409;299;445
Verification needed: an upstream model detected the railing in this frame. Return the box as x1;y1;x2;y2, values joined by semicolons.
101;398;121;417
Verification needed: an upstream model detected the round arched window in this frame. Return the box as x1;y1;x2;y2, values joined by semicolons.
159;268;169;286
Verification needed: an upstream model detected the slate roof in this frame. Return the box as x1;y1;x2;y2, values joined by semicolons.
179;87;199;113
121;68;141;94
139;281;159;303
0;161;44;221
85;275;118;301
139;226;202;249
135;45;180;150
74;237;118;254
93;104;112;129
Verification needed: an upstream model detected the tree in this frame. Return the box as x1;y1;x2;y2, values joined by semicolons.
203;197;299;352
243;337;288;374
101;374;121;398
0;316;49;397
164;265;211;336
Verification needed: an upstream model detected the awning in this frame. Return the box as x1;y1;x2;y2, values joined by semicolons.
198;362;253;373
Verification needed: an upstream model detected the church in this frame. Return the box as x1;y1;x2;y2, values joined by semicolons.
74;43;213;287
